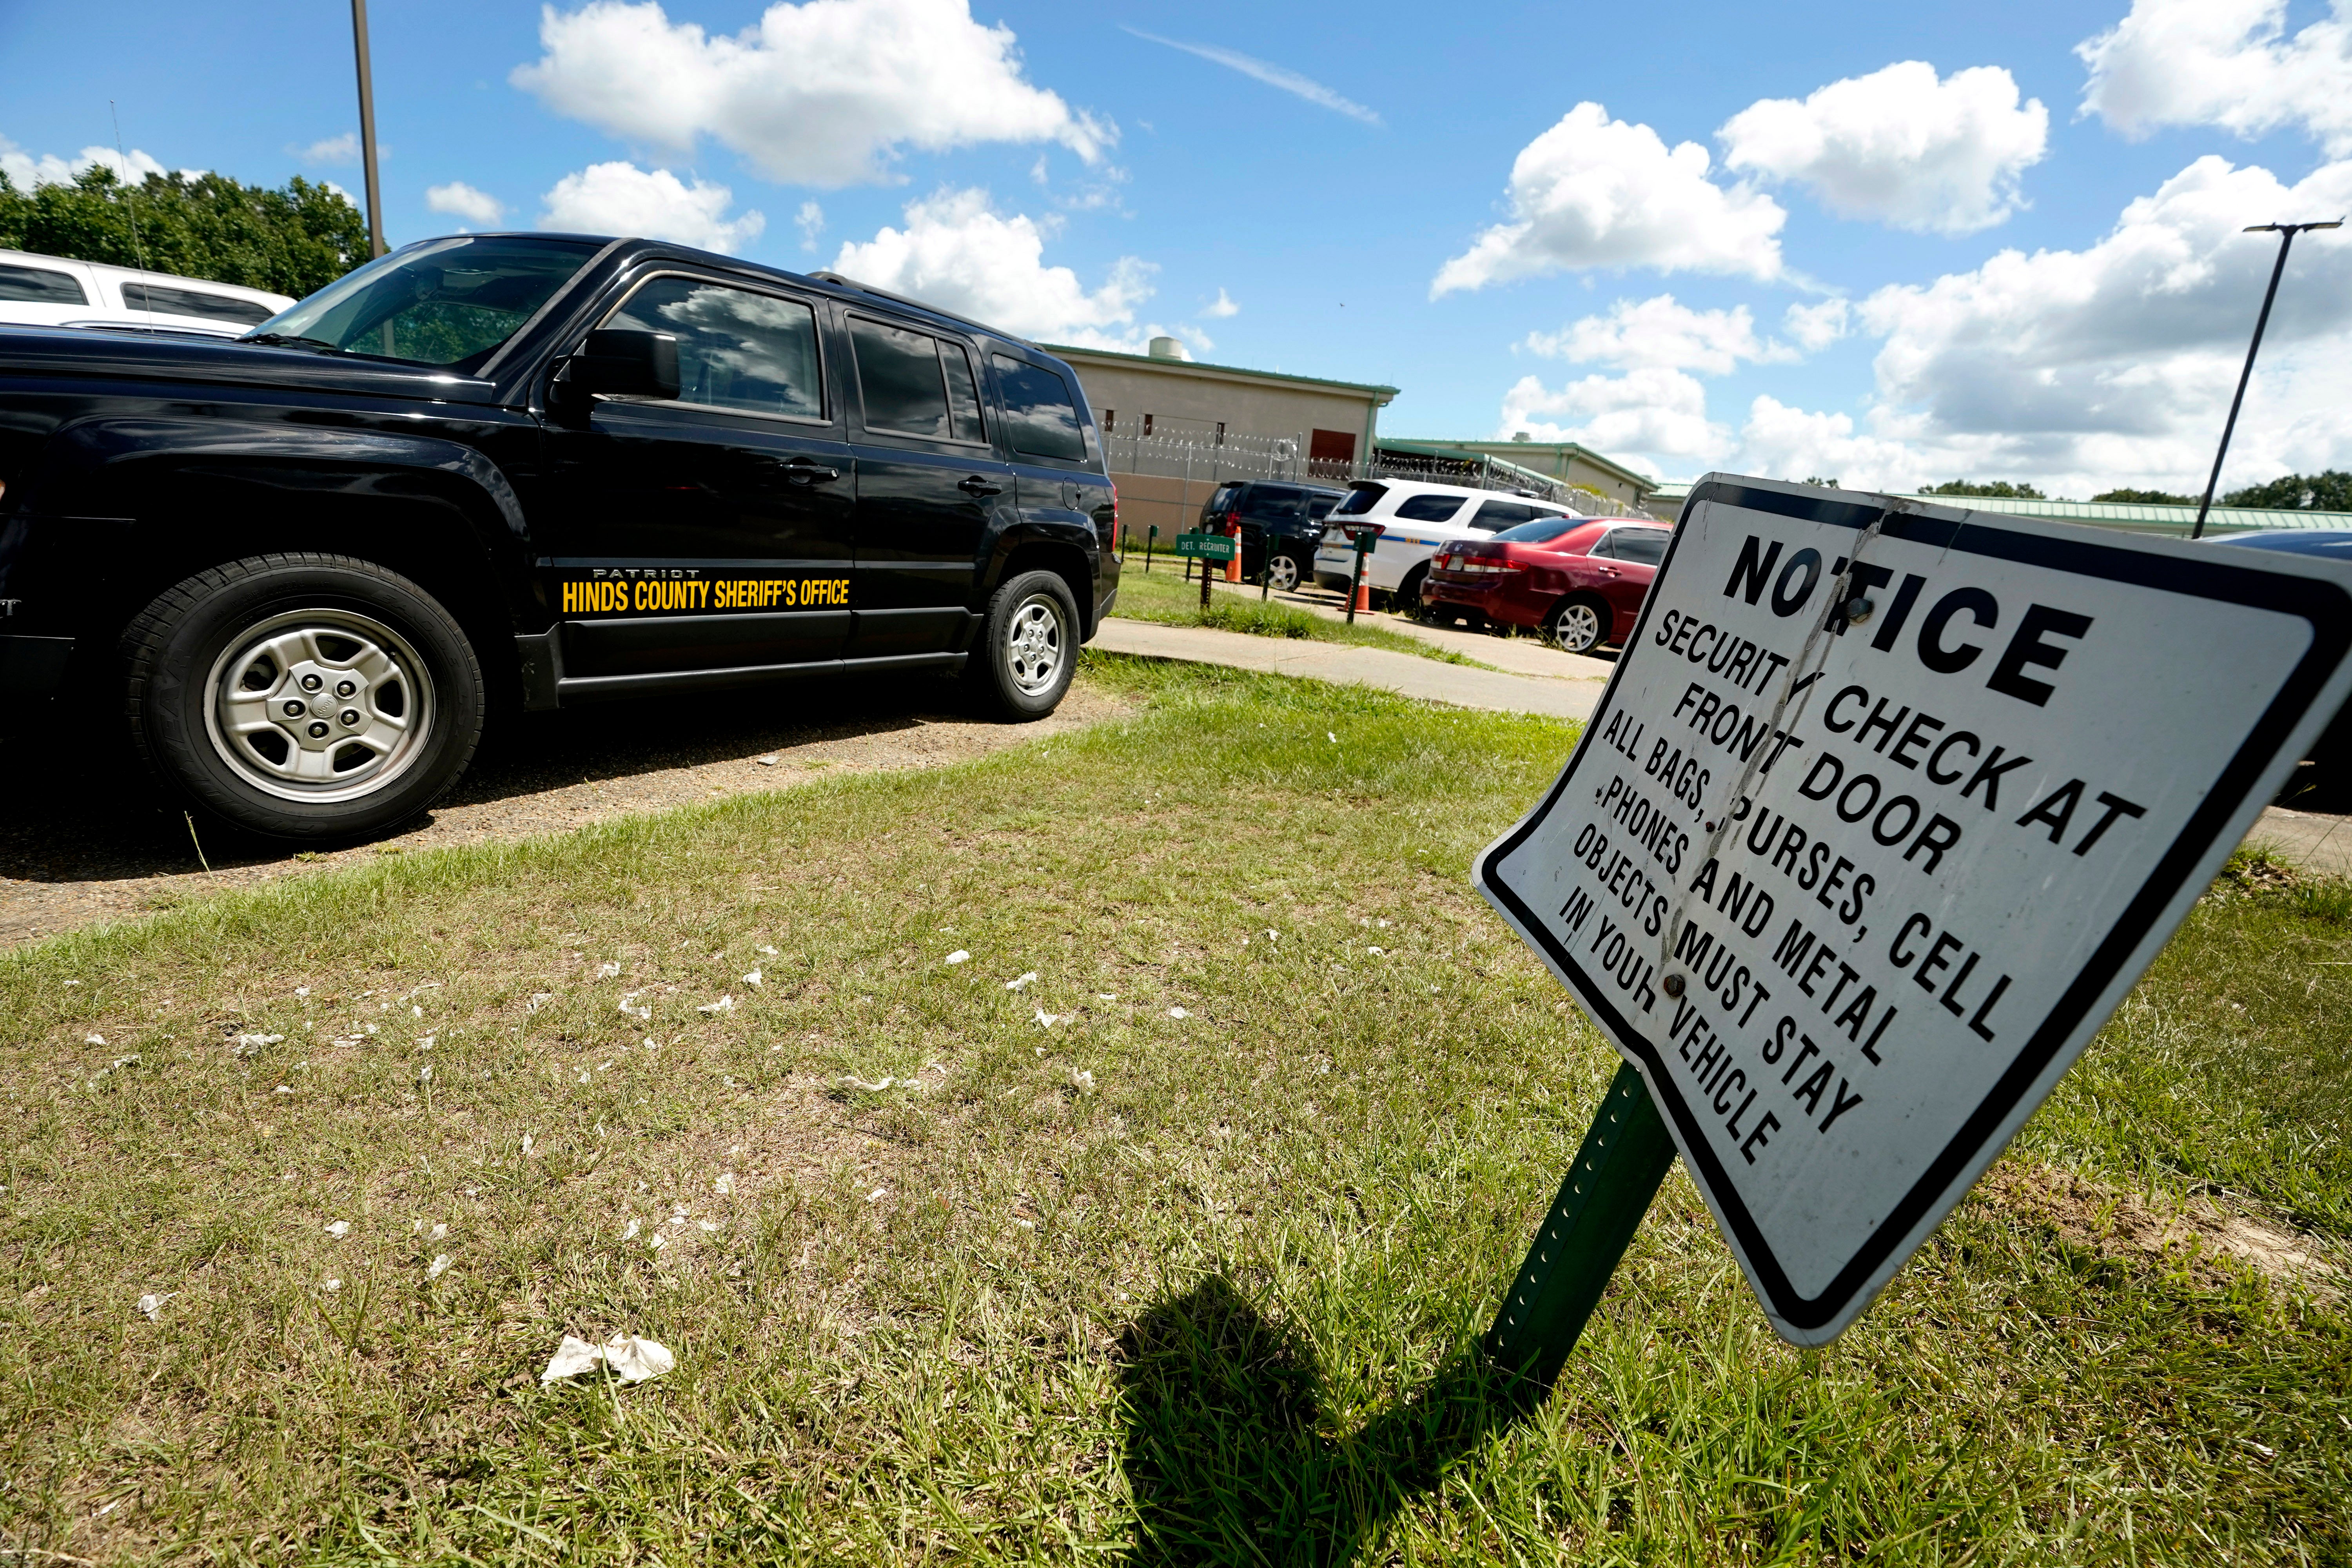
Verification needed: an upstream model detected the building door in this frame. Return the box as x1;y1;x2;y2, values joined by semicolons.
1309;428;1358;474
844;315;1013;657
544;272;854;678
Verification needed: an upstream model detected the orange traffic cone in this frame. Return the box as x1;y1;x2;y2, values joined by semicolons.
1353;581;1373;613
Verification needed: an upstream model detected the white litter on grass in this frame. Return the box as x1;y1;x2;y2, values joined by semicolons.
234;1033;284;1051
522;1133;536;1156
136;1292;173;1321
426;1254;452;1280
1327;731;1338;743
85;1033;104;1046
430;1223;448;1240
697;995;735;1014
326;1221;350;1239
623;1218;641;1241
867;1187;889;1203
528;993;552;1012
741;969;762;988
63;979;79;986
839;1074;895;1093
418;1065;433;1083
1035;1009;1063;1027
1006;971;1038;991
1367;946;1383;956
754;755;779;767
1071;1069;1095;1091
1167;1007;1189;1019
295;987;311;997
597;962;621;979
1377;919;1390;928
273;1085;292;1095
758;945;778;956
944;950;970;965
1096;993;1116;1002
540;1333;675;1387
1266;930;1278;942
411;1005;424;1018
321;1278;341;1292
578;1070;591;1084
648;1233;667;1250
714;1173;734;1197
1014;1218;1035;1229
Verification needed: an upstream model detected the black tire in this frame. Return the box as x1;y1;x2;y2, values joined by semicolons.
122;553;486;842
1388;564;1429;616
1545;594;1610;655
965;568;1079;720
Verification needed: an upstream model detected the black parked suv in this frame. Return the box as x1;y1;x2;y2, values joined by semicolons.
0;234;1120;840
1198;480;1344;591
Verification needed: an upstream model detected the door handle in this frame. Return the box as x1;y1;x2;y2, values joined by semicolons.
784;459;842;485
958;475;1003;497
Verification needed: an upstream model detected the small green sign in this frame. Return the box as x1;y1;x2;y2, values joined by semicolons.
1173;532;1238;562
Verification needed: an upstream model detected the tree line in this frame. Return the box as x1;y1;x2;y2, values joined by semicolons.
1805;475;2352;512
0;165;368;300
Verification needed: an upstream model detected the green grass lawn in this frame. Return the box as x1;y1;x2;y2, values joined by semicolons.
4;655;2348;1564
1111;565;1484;667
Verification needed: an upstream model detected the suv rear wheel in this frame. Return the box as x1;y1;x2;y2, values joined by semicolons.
122;553;486;841
1264;552;1303;593
967;568;1078;719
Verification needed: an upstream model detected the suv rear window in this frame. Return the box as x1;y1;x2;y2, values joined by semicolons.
121;281;273;324
0;263;88;305
1334;483;1387;516
1397;493;1469;523
1240;486;1314;522
992;356;1088;461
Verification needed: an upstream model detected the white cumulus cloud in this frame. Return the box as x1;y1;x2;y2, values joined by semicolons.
539;162;765;252
1857;152;2352;491
292;132;363;166
0;136;172;190
1501;367;1726;464
512;0;1114;187
2079;0;2352;156
1521;294;1791;374
829;187;1161;347
1202;287;1239;318
1719;61;2048;234
1432;103;1786;294
1782;298;1852;354
426;181;506;225
795;199;824;252
1731;396;1938;490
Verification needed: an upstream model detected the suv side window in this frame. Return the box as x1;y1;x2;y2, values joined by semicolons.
121;281;273;324
991;356;1087;461
1394;493;1467;523
606;276;825;419
850;316;960;438
0;263;88;305
1470;499;1537;531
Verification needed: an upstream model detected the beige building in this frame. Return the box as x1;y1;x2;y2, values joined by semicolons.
1044;338;1400;543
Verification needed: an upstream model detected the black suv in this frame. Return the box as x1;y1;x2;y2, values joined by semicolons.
1198;480;1344;592
0;234;1120;840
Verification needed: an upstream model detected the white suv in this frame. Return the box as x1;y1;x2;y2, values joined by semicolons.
1313;479;1580;608
0;249;292;339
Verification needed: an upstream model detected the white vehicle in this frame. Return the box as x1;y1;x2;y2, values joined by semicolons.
0;249;292;339
1312;479;1580;607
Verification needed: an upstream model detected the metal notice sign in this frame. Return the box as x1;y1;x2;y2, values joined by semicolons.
1477;476;2352;1346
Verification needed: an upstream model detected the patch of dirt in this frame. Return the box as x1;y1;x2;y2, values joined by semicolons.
1984;1163;2339;1297
0;676;1131;949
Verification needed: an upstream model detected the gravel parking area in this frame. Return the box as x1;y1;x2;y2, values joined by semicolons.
0;671;1129;947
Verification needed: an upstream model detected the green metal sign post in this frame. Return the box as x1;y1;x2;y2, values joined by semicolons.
1345;526;1376;624
1173;532;1237;611
1484;1063;1677;1389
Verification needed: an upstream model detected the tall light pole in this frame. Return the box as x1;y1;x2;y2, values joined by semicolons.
351;0;387;258
2190;220;2341;539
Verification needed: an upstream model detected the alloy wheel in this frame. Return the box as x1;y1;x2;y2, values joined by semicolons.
202;608;437;804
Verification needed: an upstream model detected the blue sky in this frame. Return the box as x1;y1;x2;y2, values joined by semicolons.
4;0;2349;497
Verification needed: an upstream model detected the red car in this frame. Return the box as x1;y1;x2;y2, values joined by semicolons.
1419;517;1673;653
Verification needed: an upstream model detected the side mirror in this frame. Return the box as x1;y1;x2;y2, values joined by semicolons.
566;330;680;399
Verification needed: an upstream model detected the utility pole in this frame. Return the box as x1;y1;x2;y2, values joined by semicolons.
351;0;387;258
2191;220;2341;539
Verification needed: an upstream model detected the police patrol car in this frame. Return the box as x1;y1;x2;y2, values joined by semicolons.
1312;479;1578;608
0;233;1120;840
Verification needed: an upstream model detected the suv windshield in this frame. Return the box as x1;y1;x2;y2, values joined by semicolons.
242;236;602;371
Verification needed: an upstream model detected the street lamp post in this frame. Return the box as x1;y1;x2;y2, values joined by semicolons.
350;0;387;259
2190;220;2342;539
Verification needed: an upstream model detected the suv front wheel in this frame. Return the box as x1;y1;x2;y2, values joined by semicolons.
122;553;486;841
967;568;1079;720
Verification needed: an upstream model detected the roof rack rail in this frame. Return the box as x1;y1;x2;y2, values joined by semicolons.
806;270;1032;346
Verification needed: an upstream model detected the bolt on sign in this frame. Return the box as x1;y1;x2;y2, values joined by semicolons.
1477;476;2352;1348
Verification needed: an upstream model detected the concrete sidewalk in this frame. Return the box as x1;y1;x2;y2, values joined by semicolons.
1091;618;1606;720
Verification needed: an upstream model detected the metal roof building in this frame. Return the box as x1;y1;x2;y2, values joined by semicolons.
1642;482;2352;536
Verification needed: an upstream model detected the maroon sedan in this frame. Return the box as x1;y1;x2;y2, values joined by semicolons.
1419;517;1673;653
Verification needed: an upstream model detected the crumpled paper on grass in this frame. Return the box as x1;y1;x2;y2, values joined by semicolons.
540;1333;676;1387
